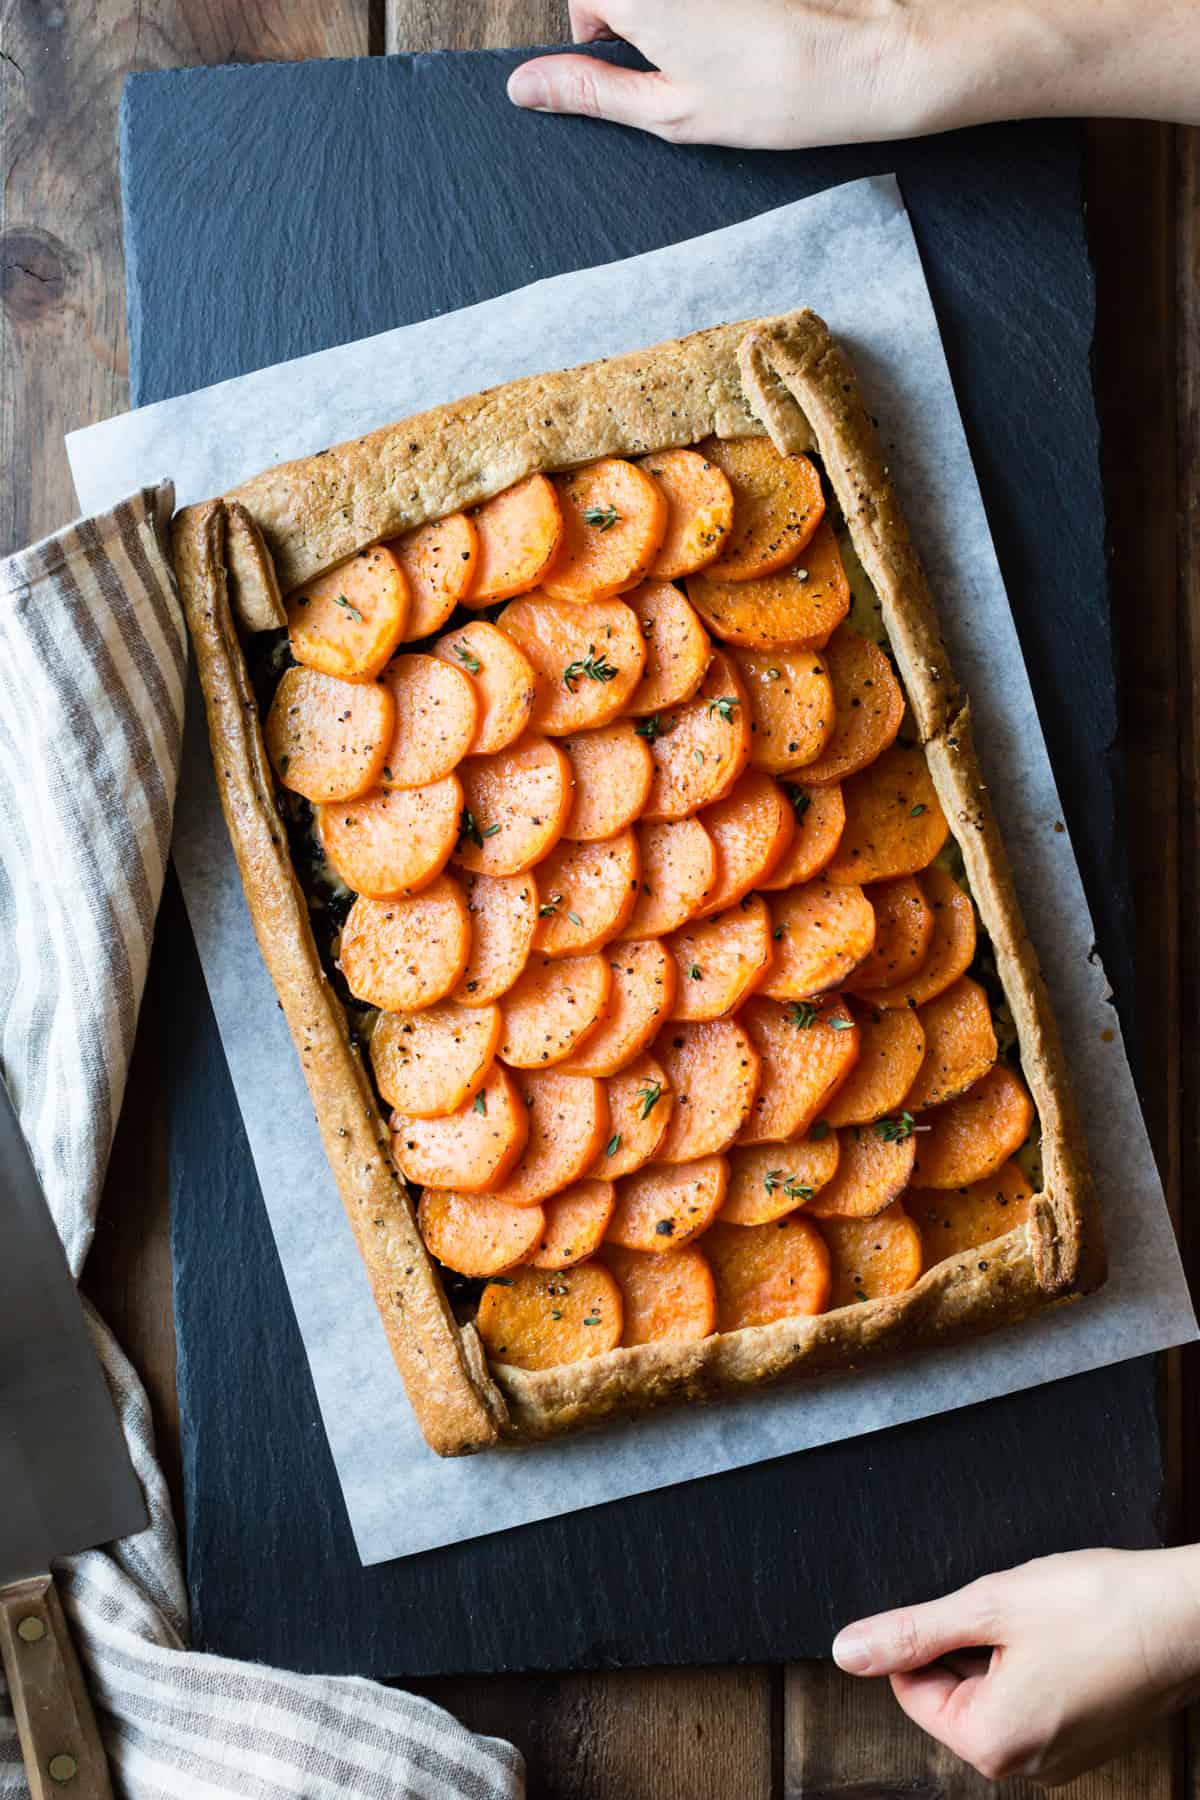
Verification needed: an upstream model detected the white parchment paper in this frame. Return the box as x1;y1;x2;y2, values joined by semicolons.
69;175;1196;1567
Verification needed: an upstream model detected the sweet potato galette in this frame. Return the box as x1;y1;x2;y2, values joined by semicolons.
174;309;1103;1455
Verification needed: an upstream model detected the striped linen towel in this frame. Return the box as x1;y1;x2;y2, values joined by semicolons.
0;486;524;1800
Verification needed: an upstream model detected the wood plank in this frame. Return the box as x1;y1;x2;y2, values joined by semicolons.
386;0;568;54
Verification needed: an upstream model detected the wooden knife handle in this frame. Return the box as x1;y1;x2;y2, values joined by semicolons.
0;1574;112;1800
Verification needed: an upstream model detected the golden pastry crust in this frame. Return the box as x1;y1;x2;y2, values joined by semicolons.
173;308;1102;1454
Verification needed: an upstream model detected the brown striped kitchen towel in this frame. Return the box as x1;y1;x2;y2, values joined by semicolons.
0;487;524;1800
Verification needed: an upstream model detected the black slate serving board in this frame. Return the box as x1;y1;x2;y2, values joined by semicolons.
128;46;1161;1677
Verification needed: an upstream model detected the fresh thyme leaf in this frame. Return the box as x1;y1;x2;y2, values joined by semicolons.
773;924;786;941
583;505;620;530
482;822;501;837
784;785;812;820
854;1288;869;1302
473;1090;487;1115
706;695;740;722
550;1308;564;1320
688;963;702;980
382;765;394;781
582;1314;602;1326
910;803;927;817
634;714;669;741
567;910;584;928
876;1111;915;1142
538;893;563;917
453;642;482;674
787;1000;819;1029
638;1079;664;1119
606;1133;622;1158
334;592;363;623
828;1017;854;1031
458;806;484;849
763;1169;814;1202
809;1119;831;1142
563;644;619;692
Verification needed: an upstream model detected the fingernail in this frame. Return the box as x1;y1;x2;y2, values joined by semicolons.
831;1629;872;1673
507;68;550;110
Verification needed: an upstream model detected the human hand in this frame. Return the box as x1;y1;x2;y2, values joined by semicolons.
507;1;1200;149
831;1547;1200;1785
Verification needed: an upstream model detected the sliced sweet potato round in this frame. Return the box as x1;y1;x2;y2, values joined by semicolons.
588;1054;674;1180
286;543;409;681
541;458;668;602
687;515;849;649
560;721;654;842
606;1155;729;1253
265;666;394;804
561;939;676;1077
699;436;825;582
845;875;934;994
462;474;563;606
759;783;846;890
489;1069;609;1208
855;867;977;1010
799;627;906;787
432;620;537;755
498;952;613;1068
600;1242;717;1345
497;594;646;736
734;645;836;774
452;736;571;878
737;993;860;1145
475;1260;622;1369
531;829;639;957
721;1136;842;1226
392;511;478;640
530;1179;616;1269
318;774;462;898
824;1003;927;1127
696;770;795;915
820;1203;924;1310
624;579;712;716
453;870;539;1006
417;1186;544;1278
619;818;718;940
339;877;470;1012
370;1000;500;1117
907;1160;1034;1264
643;649;751;822
806;1124;918;1219
665;895;774;1022
638;446;734;580
392;1061;528;1192
653;1017;761;1162
377;653;478;789
911;1065;1035;1189
705;1215;831;1329
905;976;997;1112
761;881;876;998
826;745;949;885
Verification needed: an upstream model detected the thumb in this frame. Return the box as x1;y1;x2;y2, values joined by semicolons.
832;1583;1001;1676
507;54;682;138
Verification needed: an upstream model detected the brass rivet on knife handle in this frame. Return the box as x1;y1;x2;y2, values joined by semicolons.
0;1574;113;1799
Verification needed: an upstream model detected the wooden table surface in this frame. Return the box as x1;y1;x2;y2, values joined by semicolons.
2;2;1198;1793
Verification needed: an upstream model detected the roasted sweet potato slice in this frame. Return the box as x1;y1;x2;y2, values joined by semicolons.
453;870;540;1006
339;877;470;1012
625;579;712;716
606;1155;729;1253
907;1161;1034;1264
687;516;850;650
845;875;934;994
370;1000;500;1118
705;1215;831;1329
318;774;462;898
761;881;876;998
476;1261;623;1368
531;829;639;957
561;940;676;1077
462;474;563;605
855;867;977;1010
799;626;905;787
643;649;752;822
805;1123;917;1219
265;666;394;804
433;619;537;755
721;1136;842;1225
696;771;795;915
734;645;835;774
600;1242;717;1345
560;721;654;841
737;993;860;1145
489;1069;610;1207
378;653;478;788
498;952;612;1068
542;458;668;602
653;1017;760;1162
498;594;646;735
824;1003;927;1128
417;1186;544;1279
588;1054;674;1179
820;1204;924;1309
392;511;478;640
286;544;410;682
905;976;997;1111
392;1061;528;1192
911;1065;1035;1189
638;446;734;580
619;818;718;940
699;436;824;581
759;783;846;890
452;735;571;878
826;744;949;885
531;1180;617;1269
666;895;773;1022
